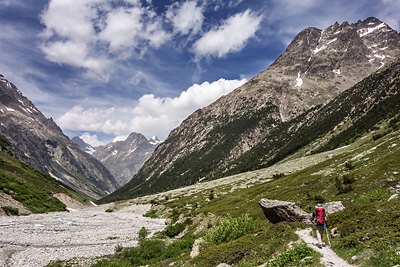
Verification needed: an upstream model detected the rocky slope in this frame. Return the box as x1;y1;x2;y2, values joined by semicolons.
92;133;159;187
0;75;118;199
101;17;400;202
71;136;96;154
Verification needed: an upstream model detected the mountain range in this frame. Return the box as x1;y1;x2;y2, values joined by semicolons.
91;134;160;187
100;17;400;203
0;75;118;199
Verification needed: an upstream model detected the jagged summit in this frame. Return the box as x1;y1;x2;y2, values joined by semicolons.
149;136;162;145
92;132;158;187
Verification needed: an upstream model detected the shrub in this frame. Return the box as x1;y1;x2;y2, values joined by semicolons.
165;223;185;237
209;190;214;200
115;244;123;253
273;173;285;179
344;161;355;170
2;206;19;216
342;174;355;184
105;208;113;213
138;227;149;240
335;177;354;194
313;195;325;203
267;243;319;267
143;209;158;218
354;187;392;205
204;214;263;245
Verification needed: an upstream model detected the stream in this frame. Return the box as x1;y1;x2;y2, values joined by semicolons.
0;204;166;267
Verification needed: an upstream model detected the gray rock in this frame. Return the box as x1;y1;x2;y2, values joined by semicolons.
190;238;205;258
323;201;345;215
216;264;231;267
391;183;400;193
259;198;312;224
330;227;340;238
388;194;399;201
300;256;313;264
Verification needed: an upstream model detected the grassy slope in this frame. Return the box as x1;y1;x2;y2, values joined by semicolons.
0;134;89;214
87;115;400;267
101;56;400;203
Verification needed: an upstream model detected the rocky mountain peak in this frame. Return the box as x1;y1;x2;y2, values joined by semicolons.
92;132;159;187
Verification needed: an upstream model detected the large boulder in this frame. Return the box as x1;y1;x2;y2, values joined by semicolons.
323;201;345;214
259;198;311;224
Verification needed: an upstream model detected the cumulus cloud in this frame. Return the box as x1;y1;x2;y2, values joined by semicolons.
38;0;262;81
57;78;246;140
39;0;170;82
166;1;204;35
193;9;262;59
379;0;400;30
80;132;107;147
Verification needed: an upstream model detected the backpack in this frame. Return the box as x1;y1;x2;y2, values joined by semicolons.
315;208;326;225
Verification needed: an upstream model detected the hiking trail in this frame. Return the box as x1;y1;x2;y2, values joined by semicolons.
296;228;356;267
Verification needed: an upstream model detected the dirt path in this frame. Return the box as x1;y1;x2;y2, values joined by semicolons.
296;228;356;267
0;204;165;267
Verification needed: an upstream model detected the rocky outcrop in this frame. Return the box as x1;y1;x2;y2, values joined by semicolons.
259;198;312;224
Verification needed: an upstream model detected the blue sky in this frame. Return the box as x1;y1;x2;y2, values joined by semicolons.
1;0;399;146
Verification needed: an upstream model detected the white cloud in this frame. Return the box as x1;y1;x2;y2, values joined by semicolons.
193;9;262;59
80;132;107;147
379;0;400;30
166;1;204;35
56;78;246;139
39;0;170;82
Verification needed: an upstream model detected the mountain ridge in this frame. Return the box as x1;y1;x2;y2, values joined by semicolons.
100;17;400;202
0;75;118;199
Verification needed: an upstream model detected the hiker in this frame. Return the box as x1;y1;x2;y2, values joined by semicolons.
310;203;327;248
308;204;312;211
299;202;302;209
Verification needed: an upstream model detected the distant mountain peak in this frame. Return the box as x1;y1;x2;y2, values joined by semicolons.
149;136;162;145
92;132;159;187
71;136;96;154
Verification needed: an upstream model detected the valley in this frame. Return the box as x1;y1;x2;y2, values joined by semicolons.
0;203;165;267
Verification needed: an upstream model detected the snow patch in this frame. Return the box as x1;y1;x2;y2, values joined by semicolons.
374;54;386;60
90;201;98;207
327;38;337;45
6;107;15;112
313;45;326;54
0;109;4;113
295;72;303;87
332;69;341;75
112;150;118;156
358;23;386;37
49;172;62;181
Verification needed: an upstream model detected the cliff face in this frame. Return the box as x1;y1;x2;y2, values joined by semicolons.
92;133;158;187
0;75;118;199
102;17;400;201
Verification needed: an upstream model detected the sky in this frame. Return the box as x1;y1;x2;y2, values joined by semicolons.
1;0;399;146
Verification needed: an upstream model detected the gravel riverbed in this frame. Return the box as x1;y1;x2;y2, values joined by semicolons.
0;203;166;267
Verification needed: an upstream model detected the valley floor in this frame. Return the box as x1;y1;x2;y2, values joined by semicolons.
0;204;165;267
